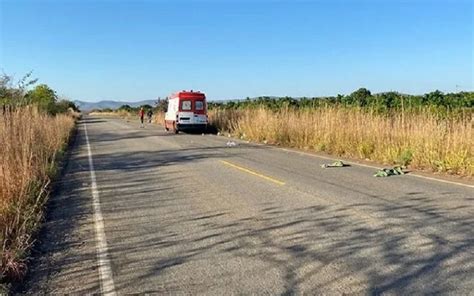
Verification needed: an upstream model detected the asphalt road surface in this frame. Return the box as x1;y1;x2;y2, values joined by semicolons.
22;116;474;295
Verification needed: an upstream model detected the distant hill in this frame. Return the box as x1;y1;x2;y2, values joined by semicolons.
74;100;156;111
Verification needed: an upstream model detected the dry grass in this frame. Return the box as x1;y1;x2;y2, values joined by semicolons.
90;110;147;122
88;110;168;130
89;110;126;117
90;110;165;125
209;107;473;177
153;112;165;125
0;107;75;285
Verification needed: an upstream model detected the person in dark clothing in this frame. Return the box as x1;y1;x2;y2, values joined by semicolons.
147;109;153;123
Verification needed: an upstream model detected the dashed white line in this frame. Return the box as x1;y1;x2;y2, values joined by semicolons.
84;121;117;295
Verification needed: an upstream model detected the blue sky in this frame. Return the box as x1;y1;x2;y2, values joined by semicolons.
0;0;472;102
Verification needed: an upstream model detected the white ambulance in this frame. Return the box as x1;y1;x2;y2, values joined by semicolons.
164;90;208;133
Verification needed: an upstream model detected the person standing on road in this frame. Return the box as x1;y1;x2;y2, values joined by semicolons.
139;107;145;128
147;109;153;123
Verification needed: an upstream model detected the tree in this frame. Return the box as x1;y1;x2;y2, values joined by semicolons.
424;90;444;106
55;99;80;113
377;92;399;109
155;97;168;112
140;104;153;110
349;88;372;106
0;72;37;105
118;104;132;112
26;84;57;114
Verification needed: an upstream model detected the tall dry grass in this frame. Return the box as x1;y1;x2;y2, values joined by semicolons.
90;110;165;125
0;107;75;284
89;109;133;119
153;111;165;125
210;107;473;177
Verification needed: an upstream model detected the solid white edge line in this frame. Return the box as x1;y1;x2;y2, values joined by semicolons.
84;121;117;295
407;173;474;189
218;136;473;189
277;147;474;189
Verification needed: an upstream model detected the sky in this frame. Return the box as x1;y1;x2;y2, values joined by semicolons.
0;0;472;102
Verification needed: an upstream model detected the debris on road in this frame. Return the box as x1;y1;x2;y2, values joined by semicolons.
373;166;405;177
226;141;237;147
321;160;349;168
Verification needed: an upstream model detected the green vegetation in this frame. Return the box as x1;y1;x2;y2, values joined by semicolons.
208;89;473;177
1;72;80;115
91;102;161;115
209;88;473;114
117;101;164;113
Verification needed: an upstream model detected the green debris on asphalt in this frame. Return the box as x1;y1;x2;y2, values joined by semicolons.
373;166;405;177
321;160;349;168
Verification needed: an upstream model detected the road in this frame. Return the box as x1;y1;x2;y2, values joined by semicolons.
22;116;474;295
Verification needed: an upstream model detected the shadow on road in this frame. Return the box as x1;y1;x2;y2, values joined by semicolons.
89;143;474;294
20;126;100;294
110;197;473;294
21;117;474;295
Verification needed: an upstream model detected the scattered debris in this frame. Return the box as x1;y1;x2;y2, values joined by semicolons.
321;160;349;168
226;141;237;147
373;166;405;177
217;132;221;136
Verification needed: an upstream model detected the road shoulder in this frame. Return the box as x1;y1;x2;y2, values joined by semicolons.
18;122;100;295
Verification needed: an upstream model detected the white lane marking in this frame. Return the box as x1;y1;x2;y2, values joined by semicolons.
217;135;473;189
407;173;474;189
84;121;117;295
277;147;474;189
278;148;386;169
